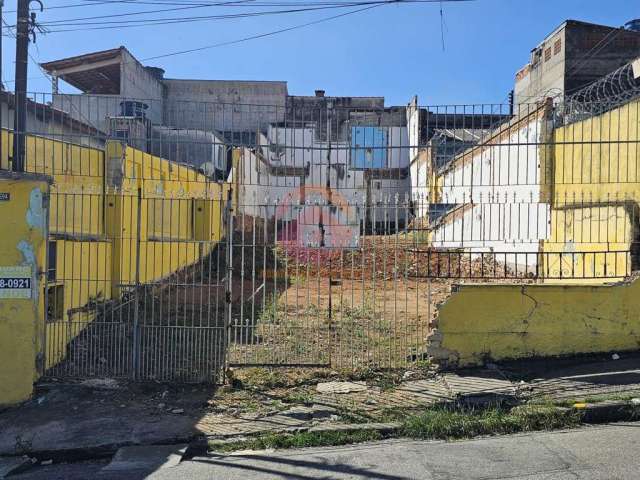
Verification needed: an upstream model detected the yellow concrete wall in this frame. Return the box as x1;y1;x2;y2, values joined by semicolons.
0;129;11;170
545;100;640;282
553;98;640;203
429;277;640;367
45;240;112;369
541;205;633;282
2;128;106;236
104;144;228;295
0;175;48;405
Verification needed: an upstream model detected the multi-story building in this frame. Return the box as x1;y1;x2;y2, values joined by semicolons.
514;19;640;106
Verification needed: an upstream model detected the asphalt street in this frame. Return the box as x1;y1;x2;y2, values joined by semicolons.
9;422;640;479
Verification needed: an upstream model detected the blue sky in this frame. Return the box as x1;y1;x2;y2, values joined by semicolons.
1;0;638;105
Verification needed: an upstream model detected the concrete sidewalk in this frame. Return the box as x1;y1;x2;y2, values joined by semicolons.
1;354;639;460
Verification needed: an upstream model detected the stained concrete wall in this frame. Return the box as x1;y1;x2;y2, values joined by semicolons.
541;204;634;282
0;173;49;405
428;277;640;368
162;79;287;132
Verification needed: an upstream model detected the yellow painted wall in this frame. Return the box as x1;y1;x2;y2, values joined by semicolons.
545;100;640;281
0;129;11;170
104;143;228;295
0;175;48;405
553;98;640;203
541;205;634;282
429;277;640;367
45;239;112;369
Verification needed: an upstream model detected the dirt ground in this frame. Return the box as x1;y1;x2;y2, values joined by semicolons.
227;276;451;369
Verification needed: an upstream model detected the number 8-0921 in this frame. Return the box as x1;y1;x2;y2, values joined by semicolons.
0;278;31;289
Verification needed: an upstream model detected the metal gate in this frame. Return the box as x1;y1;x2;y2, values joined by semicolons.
1;93;629;383
45;189;230;383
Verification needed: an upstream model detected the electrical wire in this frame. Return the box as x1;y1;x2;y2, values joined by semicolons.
2;0;471;33
141;0;410;60
563;27;624;95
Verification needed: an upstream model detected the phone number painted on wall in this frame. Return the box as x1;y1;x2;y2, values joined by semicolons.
0;266;33;299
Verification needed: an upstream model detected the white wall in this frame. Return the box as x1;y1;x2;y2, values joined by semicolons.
234;124;412;244
438;116;545;205
430;110;552;268
410;149;431;219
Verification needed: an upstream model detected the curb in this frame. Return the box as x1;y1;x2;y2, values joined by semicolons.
571;400;640;423
207;422;402;451
1;433;202;464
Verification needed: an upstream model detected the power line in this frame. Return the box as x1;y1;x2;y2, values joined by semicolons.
38;3;387;27
143;0;463;61
9;0;257;25
2;1;145;13
4;0;465;31
2;0;475;83
563;27;624;95
1;18;52;84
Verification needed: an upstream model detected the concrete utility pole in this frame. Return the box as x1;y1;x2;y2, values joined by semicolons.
12;0;42;172
1;0;4;142
1;0;4;92
13;0;31;172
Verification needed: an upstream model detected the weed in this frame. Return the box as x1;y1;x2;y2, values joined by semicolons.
401;404;580;440
284;389;314;405
210;429;384;453
233;368;290;389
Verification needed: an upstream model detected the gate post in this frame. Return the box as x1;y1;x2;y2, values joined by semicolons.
0;172;50;405
223;188;234;377
131;187;142;380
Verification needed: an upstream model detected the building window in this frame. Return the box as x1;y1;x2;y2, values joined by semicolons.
47;241;57;282
350;126;388;169
554;38;562;55
47;285;64;322
544;47;552;62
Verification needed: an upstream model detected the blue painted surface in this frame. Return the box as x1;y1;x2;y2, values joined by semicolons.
351;126;387;169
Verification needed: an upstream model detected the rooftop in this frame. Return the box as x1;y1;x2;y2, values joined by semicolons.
40;47;130;94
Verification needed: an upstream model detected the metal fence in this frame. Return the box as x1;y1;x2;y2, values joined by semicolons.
1;92;639;380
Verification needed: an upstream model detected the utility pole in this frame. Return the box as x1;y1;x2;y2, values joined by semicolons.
1;0;4;92
12;0;42;172
1;0;4;144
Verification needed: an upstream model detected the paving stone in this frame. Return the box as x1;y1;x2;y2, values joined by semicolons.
528;376;640;400
443;373;516;397
316;381;368;394
102;445;187;472
310;404;338;419
280;406;314;421
197;413;308;437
